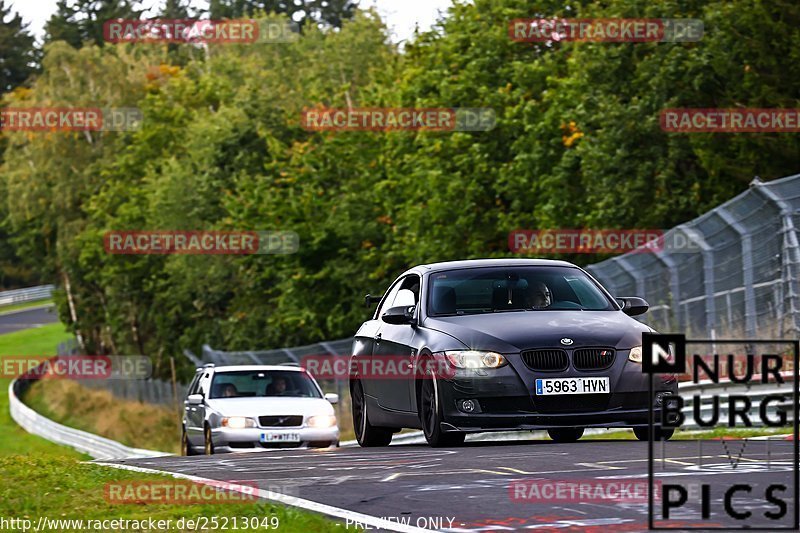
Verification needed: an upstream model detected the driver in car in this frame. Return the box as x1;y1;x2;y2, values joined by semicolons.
526;281;552;309
266;377;288;396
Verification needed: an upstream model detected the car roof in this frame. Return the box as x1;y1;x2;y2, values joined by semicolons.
204;365;307;373
412;258;578;274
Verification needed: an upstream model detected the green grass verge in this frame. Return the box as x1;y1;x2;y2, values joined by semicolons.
582;426;793;441
0;323;348;532
0;323;82;458
0;455;341;532
23;379;182;454
0;299;54;314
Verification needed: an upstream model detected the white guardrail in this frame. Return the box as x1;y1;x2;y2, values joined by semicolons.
0;284;54;307
8;370;793;458
8;377;170;460
677;375;794;430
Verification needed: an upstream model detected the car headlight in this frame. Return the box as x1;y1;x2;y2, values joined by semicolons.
444;350;507;369
308;415;337;428
628;346;643;363
221;416;256;429
629;344;675;364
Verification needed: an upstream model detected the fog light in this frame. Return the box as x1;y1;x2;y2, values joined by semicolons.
460;399;476;413
654;392;678;407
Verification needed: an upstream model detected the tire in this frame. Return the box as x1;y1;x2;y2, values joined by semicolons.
633;426;674;441
419;364;465;447
204;425;215;455
181;427;197;456
351;379;393;447
547;427;584;443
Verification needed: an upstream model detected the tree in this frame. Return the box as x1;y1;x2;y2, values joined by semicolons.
208;0;357;29
159;0;192;18
5;0;800;376
0;0;39;93
44;0;142;48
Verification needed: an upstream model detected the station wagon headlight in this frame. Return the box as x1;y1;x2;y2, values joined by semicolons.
308;415;337;428
444;350;507;369
628;346;643;363
221;416;256;429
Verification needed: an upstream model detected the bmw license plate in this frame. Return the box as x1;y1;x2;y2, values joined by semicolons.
260;432;301;443
535;377;609;395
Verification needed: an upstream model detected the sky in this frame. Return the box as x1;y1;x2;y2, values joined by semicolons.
9;0;456;44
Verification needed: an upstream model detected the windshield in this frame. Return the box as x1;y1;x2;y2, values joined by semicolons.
209;370;322;399
427;266;615;316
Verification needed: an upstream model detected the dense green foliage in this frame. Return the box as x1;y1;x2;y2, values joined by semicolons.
45;0;143;48
0;1;39;287
0;0;38;92
1;0;798;378
209;0;357;28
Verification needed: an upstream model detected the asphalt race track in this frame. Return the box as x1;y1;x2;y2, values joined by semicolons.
0;305;58;335
113;437;796;532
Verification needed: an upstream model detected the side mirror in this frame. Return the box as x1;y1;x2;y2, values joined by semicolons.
187;394;204;405
364;293;383;308
617;297;649;317
381;305;416;325
324;393;339;405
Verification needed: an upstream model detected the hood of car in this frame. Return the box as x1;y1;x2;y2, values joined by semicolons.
205;397;334;417
424;311;650;353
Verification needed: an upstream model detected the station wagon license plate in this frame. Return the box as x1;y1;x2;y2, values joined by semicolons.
260;432;301;443
535;377;609;395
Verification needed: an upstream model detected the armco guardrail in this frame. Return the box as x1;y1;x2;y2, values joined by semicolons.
9;377;169;460
0;284;54;307
9;371;787;457
678;375;794;430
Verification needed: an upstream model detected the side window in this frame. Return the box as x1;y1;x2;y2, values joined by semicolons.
198;373;212;396
375;274;421;320
187;372;202;396
375;281;403;319
397;275;420;305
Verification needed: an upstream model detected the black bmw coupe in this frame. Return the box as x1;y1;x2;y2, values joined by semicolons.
350;259;678;447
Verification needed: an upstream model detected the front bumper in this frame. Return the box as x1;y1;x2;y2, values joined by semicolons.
434;352;678;432
211;426;340;453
